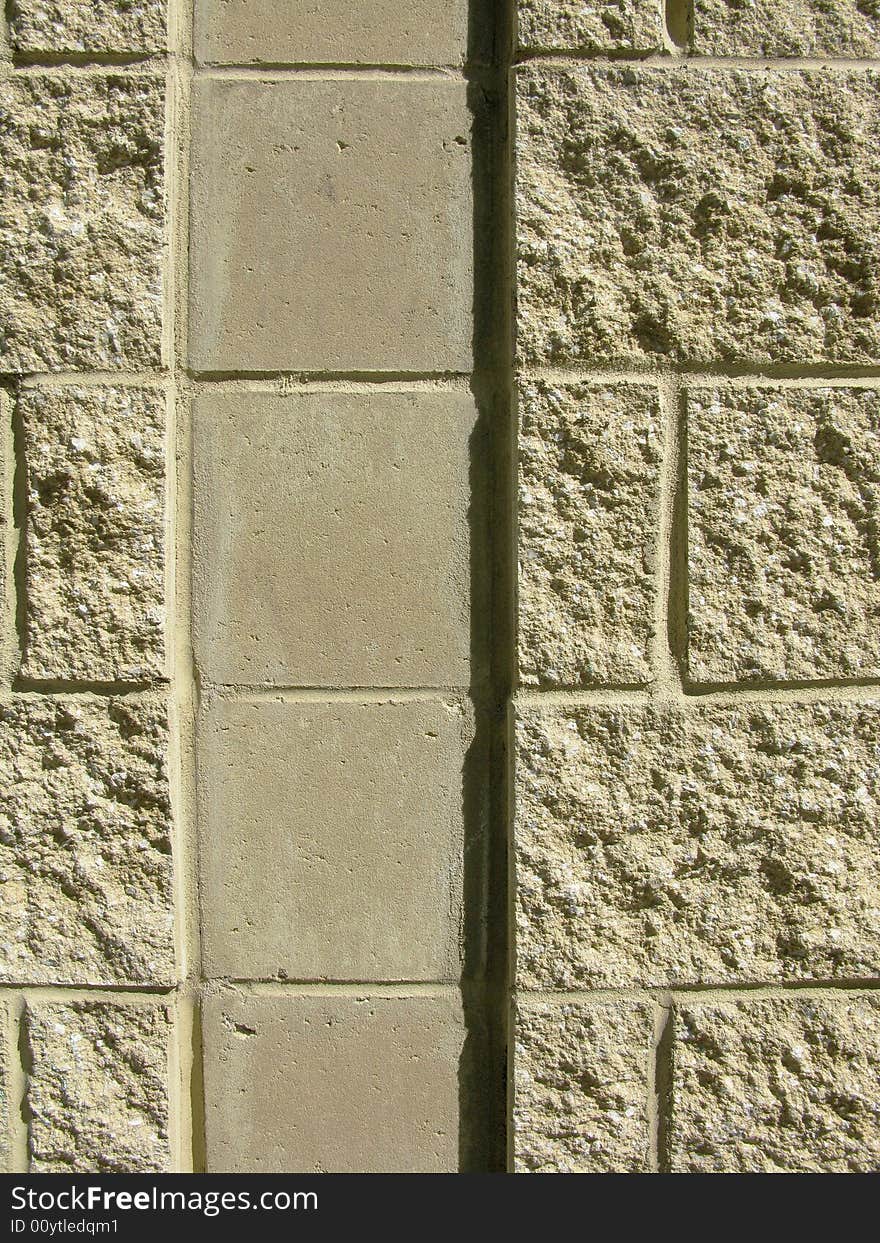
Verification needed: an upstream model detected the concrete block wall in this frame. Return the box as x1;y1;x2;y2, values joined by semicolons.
1;0;878;1175
0;0;505;1172
512;0;880;1172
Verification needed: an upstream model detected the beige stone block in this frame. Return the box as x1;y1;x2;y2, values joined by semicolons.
0;75;164;373
203;992;464;1172
189;79;473;373
200;697;475;981
195;0;469;66
515;701;880;989
687;386;880;685
20;386;166;683
518;379;661;687
10;0;166;53
0;697;174;985
516;65;880;367
26;999;171;1173
695;0;880;55
514;999;653;1173
518;0;662;50
670;994;880;1172
192;391;475;686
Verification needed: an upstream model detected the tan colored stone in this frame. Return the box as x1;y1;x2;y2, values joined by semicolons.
695;0;880;55
192;391;475;687
516;65;880;367
26;999;171;1173
518;379;661;687
0;75;164;373
203;992;464;1172
515;701;880;989
670;994;880;1172
9;0;166;53
514;999;653;1173
687;386;880;685
20;386;166;684
518;0;662;50
189;79;472;373
0;697;174;985
200;697;475;981
195;0;469;66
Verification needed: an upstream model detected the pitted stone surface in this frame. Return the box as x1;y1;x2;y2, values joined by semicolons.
195;0;470;65
516;65;880;367
26;1000;171;1173
687;386;880;685
0;698;173;985
0;75;164;373
695;0;880;55
21;387;166;683
9;1;166;53
670;995;880;1172
514;1000;653;1172
518;379;660;687
515;701;880;989
518;0;662;50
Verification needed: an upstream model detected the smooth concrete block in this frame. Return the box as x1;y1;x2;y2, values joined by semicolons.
514;999;653;1173
189;79;473;373
203;992;465;1172
26;999;171;1173
515;700;880;989
195;0;470;66
687;385;880;685
192;391;476;687
670;995;880;1172
516;65;880;367
199;697;475;981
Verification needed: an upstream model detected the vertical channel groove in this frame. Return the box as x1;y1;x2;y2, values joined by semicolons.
495;0;517;1173
166;0;202;1173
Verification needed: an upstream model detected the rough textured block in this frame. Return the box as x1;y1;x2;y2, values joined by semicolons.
515;701;880;989
189;79;472;372
21;386;166;683
9;0;166;53
695;0;880;55
516;66;880;367
0;75;164;373
26;999;171;1173
200;697;474;981
518;379;661;687
518;0;662;50
514;1000;653;1173
0;697;173;985
670;995;880;1172
193;391;475;686
195;0;469;65
203;992;464;1172
688;386;880;685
